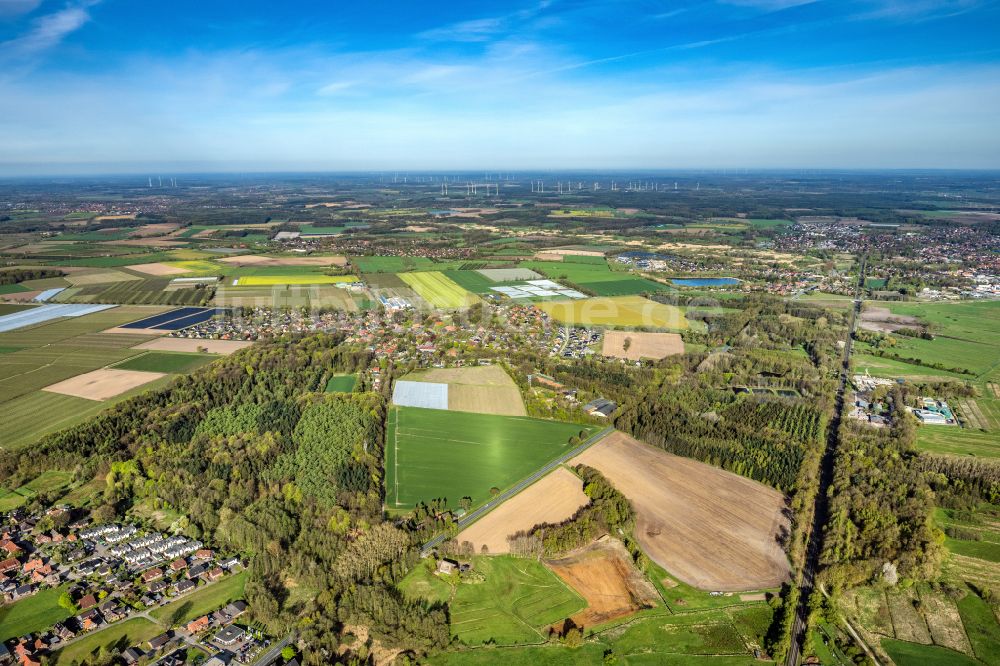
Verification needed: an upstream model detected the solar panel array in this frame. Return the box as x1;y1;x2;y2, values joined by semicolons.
120;307;222;331
0;304;117;333
391;380;448;410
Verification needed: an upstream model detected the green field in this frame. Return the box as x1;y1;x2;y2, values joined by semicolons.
386;406;595;510
325;374;357;393
442;269;500;294
150;570;248;627
113;351;214;374
399;271;481;308
853;353;967;381
0;306;167;404
353;255;437;272
0;470;75;510
882;639;980;666
524;260;670;296
2;376;173;451
0;584;73;640
958;589;1000;663
400;556;585;645
917;427;999;458
537;295;689;330
0;283;30;294
52;617;162;665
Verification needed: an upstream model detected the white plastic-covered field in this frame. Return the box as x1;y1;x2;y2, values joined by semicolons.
391;380;448;410
0;303;116;333
490;279;586;300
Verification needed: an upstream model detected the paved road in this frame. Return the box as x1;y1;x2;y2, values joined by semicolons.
421;425;615;554
251;633;293;666
785;255;867;666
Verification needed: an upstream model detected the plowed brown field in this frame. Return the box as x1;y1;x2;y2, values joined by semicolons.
571;432;791;591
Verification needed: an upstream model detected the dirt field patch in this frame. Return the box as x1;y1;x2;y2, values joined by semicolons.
66;270;142;286
602;331;684;360
546;538;659;627
132;338;252;355
42;368;166;401
571;432;791;591
920;587;972;654
886;587;932;644
454;467;589;553
131;222;181;236
401;225;435;232
859;306;924;334
127;262;189;276
217;254;348;267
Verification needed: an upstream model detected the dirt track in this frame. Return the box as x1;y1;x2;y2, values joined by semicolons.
571;432;791;591
454;467;588;553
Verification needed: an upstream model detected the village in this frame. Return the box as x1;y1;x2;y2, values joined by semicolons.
0;505;268;666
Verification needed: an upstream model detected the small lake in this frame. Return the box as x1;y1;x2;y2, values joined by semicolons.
671;277;740;286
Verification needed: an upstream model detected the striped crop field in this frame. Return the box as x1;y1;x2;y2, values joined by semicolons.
398;271;481;308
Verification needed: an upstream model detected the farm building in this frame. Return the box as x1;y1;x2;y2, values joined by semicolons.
583;397;617;418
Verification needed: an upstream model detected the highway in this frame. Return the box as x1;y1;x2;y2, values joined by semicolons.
785;255;867;666
421;425;615;555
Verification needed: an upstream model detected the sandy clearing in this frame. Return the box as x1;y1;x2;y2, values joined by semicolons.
454;467;589;554
858;306;923;334
132;338;252;354
401;225;435;232
127;262;189;276
571;432;791;592
602;331;684;361
546;538;659;627
43;368;166;401
217;254;348;267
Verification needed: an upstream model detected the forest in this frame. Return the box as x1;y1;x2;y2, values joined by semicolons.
0;334;449;664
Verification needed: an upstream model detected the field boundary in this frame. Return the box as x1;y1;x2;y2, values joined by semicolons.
420;426;615;555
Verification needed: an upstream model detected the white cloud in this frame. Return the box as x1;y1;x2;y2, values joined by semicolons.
0;0;98;57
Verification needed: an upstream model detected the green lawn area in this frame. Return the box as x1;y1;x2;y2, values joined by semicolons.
881;639;980;666
0;584;74;640
957;589;1000;664
324;374;357;393
150;570;248;627
917;427;1000;458
385;406;595;511
113;351;214;374
0;470;75;511
945;537;1000;562
53;617;162;665
0;283;30;294
400;556;585;646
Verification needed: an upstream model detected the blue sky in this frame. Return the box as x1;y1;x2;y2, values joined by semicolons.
1;0;999;173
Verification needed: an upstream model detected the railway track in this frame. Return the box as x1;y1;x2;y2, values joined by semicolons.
785;255;866;666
